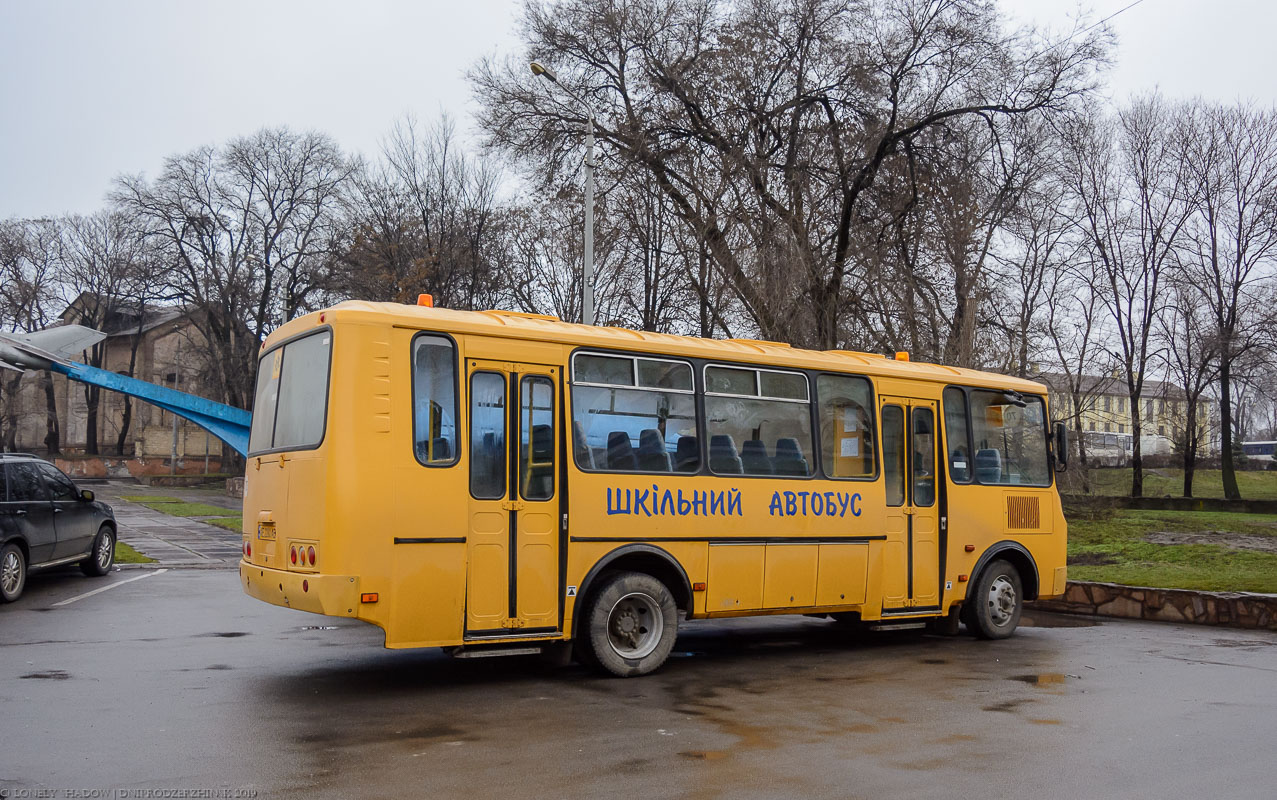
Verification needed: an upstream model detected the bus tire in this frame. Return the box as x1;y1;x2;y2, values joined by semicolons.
970;559;1022;640
583;571;678;677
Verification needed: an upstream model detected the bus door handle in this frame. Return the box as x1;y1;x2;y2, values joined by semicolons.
501;500;525;511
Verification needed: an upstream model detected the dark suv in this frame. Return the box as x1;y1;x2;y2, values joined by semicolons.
0;454;118;602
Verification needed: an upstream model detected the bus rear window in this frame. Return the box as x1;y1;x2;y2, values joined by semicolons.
248;331;332;454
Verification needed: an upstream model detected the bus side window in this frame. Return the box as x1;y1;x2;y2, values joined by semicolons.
469;372;506;499
817;374;876;479
570;353;699;474
521;376;554;501
412;335;459;466
943;387;972;483
882;405;905;506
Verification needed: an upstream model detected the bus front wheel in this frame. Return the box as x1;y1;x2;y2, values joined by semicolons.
582;571;678;677
969;559;1022;640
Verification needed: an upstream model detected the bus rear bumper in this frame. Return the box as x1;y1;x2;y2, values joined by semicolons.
240;561;360;617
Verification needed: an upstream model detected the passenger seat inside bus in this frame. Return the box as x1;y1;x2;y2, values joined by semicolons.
709;435;743;474
674;436;699;472
741;440;773;474
637;429;672;471
773;438;809;475
975;449;1002;482
608;431;639;471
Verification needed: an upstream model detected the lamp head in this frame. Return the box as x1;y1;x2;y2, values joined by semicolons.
530;62;558;82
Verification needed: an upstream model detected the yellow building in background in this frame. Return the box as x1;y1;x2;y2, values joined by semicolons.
1038;372;1216;465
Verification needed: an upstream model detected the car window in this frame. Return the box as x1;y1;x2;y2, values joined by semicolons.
6;463;49;502
35;463;79;502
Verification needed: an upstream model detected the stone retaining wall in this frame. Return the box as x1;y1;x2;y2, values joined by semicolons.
1032;581;1277;631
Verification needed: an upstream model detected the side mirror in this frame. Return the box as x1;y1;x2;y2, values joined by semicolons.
80;489;95;502
1053;422;1069;471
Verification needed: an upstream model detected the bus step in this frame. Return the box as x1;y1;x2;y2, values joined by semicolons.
868;622;927;632
452;646;543;659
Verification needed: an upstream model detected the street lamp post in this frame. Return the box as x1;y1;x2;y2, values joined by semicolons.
530;61;595;326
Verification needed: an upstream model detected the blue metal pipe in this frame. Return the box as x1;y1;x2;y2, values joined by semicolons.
52;361;251;456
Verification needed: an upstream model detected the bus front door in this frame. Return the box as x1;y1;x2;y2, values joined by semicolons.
465;360;562;637
880;396;940;612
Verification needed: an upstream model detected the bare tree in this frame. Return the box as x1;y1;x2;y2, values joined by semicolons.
114;127;352;410
1181;102;1277;499
472;0;1110;348
333;116;503;310
0;218;64;453
1064;95;1194;497
1157;274;1219;497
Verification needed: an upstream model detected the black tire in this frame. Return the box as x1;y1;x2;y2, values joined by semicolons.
80;525;115;577
969;559;1022;640
582;571;678;677
1;542;26;603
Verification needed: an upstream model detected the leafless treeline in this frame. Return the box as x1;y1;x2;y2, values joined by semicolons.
2;0;1277;496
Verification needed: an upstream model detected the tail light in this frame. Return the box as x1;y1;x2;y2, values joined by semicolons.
307;546;316;566
244;541;251;558
290;546;298;565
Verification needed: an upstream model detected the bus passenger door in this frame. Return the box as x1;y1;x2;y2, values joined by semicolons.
465;360;561;636
880;397;940;611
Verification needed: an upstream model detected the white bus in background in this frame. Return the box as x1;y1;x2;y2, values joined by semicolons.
1082;431;1132;467
1242;441;1277;468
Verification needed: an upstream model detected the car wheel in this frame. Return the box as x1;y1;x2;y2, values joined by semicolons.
970;559;1022;640
1;543;26;602
80;525;115;577
583;571;678;677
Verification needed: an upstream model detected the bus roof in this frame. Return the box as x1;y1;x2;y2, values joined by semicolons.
276;301;1051;396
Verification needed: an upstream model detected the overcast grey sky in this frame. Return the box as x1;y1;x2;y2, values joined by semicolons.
2;0;1275;219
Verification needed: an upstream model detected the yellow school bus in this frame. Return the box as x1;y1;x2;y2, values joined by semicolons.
240;300;1069;676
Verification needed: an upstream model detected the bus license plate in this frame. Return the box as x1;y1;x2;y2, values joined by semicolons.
257;523;276;540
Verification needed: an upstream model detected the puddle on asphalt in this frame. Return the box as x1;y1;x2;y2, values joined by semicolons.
983;698;1033;713
1010;673;1068;686
300;626;340;631
1210;638;1275;649
198;631;250;638
1020;613;1100;628
20;670;70;680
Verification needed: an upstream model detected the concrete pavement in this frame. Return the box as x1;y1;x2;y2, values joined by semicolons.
96;481;243;567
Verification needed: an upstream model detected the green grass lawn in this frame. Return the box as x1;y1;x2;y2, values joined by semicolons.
114;541;156;564
1067;508;1277;593
205;516;244;533
123;497;239;518
1073;468;1277;500
120;495;243;534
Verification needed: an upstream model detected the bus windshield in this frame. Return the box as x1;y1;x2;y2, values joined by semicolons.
248;330;332;455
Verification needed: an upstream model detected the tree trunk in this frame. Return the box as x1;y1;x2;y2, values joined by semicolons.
1219;360;1241;500
42;373;60;455
0;374;19;452
115;322;145;456
1182;400;1199;498
84;383;100;456
1130;398;1144;498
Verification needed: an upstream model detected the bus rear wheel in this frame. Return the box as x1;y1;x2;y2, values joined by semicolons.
970;559;1022;640
583;571;678;677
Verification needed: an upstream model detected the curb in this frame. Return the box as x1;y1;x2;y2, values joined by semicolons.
1030;580;1277;632
116;562;238;571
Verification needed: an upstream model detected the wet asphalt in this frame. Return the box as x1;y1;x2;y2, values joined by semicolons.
2;567;1275;800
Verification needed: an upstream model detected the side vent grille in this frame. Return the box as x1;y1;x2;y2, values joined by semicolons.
1006;495;1041;530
